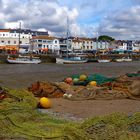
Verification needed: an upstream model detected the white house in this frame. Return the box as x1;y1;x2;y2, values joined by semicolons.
0;29;49;52
31;36;60;54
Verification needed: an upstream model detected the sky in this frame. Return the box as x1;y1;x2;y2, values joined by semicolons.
0;0;140;40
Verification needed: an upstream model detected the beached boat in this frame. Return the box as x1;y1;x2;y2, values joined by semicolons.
56;17;87;64
116;57;132;62
56;56;88;64
7;55;41;64
98;59;111;63
7;22;41;64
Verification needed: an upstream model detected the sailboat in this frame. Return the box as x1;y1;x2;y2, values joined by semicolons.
7;22;41;64
56;17;87;64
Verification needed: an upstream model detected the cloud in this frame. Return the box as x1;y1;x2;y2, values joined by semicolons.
98;5;140;40
1;0;140;40
0;0;79;36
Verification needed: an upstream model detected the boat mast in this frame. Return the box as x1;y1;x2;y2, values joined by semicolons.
18;22;21;53
66;16;69;58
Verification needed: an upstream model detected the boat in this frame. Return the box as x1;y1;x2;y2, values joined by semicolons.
115;57;132;62
98;59;111;63
56;56;88;64
56;17;87;64
7;22;41;64
7;55;41;64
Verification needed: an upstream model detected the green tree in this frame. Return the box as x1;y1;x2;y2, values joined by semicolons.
98;35;115;42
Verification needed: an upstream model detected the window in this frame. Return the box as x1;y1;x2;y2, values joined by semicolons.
38;44;42;47
87;46;89;49
1;40;4;43
8;41;10;44
14;41;16;44
3;34;5;36
55;40;57;44
38;40;42;42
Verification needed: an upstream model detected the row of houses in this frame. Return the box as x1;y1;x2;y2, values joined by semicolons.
0;29;140;54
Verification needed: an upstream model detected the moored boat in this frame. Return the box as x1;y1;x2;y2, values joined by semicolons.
98;59;111;63
7;55;41;64
56;56;88;64
115;57;132;62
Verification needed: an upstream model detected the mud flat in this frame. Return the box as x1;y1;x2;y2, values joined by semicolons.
0;61;140;88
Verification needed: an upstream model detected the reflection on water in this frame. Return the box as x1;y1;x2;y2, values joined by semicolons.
0;61;140;88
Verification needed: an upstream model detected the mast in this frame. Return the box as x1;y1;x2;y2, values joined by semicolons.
66;16;69;58
18;22;21;53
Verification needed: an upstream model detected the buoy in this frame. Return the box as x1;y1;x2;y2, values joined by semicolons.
39;97;51;109
89;81;97;86
63;93;68;98
67;94;72;98
73;78;79;84
79;74;87;81
65;77;73;84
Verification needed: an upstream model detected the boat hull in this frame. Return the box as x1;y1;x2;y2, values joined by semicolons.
7;57;41;64
98;59;111;63
116;58;132;62
56;58;88;64
7;59;41;64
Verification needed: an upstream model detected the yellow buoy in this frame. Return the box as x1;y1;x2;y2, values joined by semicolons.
89;81;97;86
79;74;87;81
39;97;51;109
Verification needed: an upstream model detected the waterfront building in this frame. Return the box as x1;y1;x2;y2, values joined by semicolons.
0;29;49;53
59;37;97;53
31;36;60;54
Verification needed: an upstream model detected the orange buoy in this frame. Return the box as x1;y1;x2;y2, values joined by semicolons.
39;97;51;109
65;77;73;84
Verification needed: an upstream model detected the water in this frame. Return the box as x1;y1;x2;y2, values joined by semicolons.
0;61;140;88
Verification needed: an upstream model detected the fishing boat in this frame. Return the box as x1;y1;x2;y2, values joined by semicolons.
98;59;111;63
56;17;87;64
7;55;41;64
7;22;41;64
115;57;132;62
56;56;88;64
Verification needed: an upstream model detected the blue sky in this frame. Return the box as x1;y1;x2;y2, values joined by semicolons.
0;0;140;39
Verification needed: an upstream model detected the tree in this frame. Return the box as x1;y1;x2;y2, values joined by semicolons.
98;35;115;42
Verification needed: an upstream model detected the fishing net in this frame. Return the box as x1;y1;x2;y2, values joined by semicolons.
81;113;140;140
1;88;140;140
0;89;88;140
71;73;115;86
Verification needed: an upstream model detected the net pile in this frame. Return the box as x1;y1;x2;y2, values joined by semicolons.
0;88;140;140
0;89;87;140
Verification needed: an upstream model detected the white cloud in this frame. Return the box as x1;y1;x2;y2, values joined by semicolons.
0;0;81;37
98;5;140;40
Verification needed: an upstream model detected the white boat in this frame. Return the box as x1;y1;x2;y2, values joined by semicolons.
116;57;132;62
56;57;88;64
56;17;87;64
98;59;111;63
7;55;41;64
7;22;41;64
